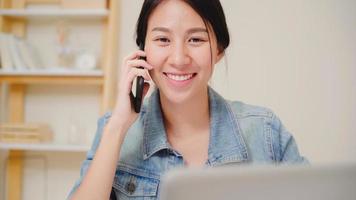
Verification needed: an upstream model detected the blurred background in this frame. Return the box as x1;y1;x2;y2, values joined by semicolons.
0;0;355;199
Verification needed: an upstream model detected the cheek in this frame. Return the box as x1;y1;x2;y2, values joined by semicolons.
190;46;213;73
145;46;167;70
145;46;167;84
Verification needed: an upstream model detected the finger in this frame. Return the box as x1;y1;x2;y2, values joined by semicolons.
129;68;151;81
123;50;146;62
122;68;151;94
126;59;153;70
142;82;151;98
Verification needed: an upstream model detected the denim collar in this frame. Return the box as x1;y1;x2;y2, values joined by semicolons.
142;87;249;165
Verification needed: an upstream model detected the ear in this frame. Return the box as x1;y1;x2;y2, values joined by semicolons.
215;49;225;64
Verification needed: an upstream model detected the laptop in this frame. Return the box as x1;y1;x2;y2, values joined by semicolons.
159;163;356;200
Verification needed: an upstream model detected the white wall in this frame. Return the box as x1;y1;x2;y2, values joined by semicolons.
214;0;356;164
118;0;356;164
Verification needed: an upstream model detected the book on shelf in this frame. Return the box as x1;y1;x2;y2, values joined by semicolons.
0;33;14;70
0;123;53;143
0;32;42;72
16;36;43;70
8;34;27;70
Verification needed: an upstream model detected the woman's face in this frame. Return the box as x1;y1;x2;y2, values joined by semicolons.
145;0;223;104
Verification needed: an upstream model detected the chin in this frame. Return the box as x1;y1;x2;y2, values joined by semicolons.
153;72;209;104
159;84;210;107
159;86;193;104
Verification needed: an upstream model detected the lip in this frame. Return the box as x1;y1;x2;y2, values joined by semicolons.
163;72;197;88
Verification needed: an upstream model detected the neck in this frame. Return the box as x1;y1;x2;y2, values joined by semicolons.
160;87;210;138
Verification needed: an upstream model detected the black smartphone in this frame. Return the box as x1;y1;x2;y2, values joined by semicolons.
131;43;145;113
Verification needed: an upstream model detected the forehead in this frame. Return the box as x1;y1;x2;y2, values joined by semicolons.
147;0;206;31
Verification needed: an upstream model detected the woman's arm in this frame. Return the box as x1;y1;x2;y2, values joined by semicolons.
68;50;153;200
70;114;127;200
271;113;309;164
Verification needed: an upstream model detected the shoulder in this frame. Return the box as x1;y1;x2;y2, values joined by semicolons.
97;111;113;126
90;110;146;159
228;100;274;119
85;112;113;159
227;100;283;133
227;100;299;163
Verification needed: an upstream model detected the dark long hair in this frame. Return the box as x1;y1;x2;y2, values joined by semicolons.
135;0;230;53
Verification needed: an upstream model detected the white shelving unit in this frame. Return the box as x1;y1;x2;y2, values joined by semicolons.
0;142;89;152
0;0;118;199
0;8;109;19
0;68;104;77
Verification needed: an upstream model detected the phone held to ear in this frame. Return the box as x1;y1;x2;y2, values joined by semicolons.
131;43;145;113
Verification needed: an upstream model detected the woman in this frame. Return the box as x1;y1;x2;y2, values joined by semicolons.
69;0;307;199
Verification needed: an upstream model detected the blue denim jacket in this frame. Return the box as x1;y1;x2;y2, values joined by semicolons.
68;87;308;199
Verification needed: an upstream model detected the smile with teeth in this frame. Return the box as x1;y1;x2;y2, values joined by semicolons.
164;73;196;81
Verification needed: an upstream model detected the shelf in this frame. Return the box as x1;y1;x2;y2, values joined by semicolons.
0;68;104;76
0;142;90;152
0;69;104;85
0;0;118;199
0;8;109;20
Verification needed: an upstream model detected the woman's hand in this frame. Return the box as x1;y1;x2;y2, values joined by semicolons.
111;50;153;133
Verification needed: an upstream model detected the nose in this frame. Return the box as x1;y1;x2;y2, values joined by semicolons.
168;43;191;69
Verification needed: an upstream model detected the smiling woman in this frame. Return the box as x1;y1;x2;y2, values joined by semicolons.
144;1;220;106
67;0;308;199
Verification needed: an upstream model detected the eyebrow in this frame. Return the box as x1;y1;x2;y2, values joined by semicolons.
151;27;208;34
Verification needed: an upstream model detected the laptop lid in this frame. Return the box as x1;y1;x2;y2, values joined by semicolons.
159;163;356;200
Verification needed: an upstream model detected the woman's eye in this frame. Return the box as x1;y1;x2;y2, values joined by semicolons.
188;38;206;44
155;38;170;43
